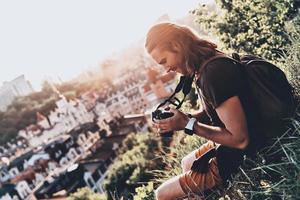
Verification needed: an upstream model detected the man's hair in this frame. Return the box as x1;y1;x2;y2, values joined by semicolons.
145;22;218;75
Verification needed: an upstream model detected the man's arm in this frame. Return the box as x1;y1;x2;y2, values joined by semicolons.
153;97;249;150
190;109;211;124
192;96;249;150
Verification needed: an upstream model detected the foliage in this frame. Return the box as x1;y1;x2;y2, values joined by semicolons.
0;82;58;145
214;114;300;200
103;132;164;200
254;124;300;199
192;0;300;61
133;181;155;200
152;133;205;184
150;117;300;200
67;187;106;200
282;15;300;99
229;17;300;199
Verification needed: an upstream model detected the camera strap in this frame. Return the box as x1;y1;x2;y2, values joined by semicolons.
156;73;195;110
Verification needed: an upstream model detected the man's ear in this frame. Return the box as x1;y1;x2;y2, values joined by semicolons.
170;42;181;53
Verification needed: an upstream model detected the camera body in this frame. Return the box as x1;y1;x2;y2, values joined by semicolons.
152;109;174;137
150;74;194;138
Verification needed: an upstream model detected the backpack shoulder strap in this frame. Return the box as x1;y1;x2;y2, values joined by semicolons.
198;54;237;76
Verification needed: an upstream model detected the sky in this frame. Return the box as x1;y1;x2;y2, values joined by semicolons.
0;0;213;91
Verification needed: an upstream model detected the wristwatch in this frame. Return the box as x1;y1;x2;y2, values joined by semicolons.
184;117;197;135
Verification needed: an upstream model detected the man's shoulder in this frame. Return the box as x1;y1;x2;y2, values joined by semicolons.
198;57;241;83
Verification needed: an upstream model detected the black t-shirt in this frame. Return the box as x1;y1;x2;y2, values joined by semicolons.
198;58;243;110
195;57;264;181
196;58;266;151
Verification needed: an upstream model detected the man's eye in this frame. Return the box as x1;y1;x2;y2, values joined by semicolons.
167;66;174;72
159;58;166;65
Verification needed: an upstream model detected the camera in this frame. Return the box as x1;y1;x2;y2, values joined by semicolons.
150;74;194;138
152;108;174;137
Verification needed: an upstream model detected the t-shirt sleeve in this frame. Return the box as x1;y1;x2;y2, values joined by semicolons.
199;58;243;109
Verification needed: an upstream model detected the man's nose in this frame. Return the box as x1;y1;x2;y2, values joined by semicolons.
164;66;171;71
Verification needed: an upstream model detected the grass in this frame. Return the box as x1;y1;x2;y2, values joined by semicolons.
148;108;300;200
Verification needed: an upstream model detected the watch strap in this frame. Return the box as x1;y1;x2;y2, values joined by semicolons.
184;117;197;135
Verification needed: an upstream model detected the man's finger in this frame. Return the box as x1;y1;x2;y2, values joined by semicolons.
156;118;171;124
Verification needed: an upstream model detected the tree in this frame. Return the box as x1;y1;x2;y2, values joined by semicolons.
192;0;300;61
0;82;58;145
41;80;56;95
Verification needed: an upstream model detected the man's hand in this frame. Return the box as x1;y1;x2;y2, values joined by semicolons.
152;107;189;135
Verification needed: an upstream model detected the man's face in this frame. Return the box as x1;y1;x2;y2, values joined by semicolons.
150;46;188;75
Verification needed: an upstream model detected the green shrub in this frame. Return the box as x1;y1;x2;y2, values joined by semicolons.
103;132;164;200
282;15;300;99
192;0;300;62
229;16;300;199
67;187;106;200
133;182;155;200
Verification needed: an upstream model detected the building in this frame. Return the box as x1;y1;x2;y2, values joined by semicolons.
36;112;51;130
19;95;96;148
143;68;177;108
53;96;95;133
34;160;108;199
103;70;148;118
0;165;10;184
43;135;76;163
0;75;34;111
34;164;86;199
34;133;128;199
7;150;35;180
0;183;21;200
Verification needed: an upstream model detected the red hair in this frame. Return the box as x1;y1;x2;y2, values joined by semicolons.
145;22;218;75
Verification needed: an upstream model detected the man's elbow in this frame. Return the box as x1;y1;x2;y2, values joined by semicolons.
236;135;249;150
